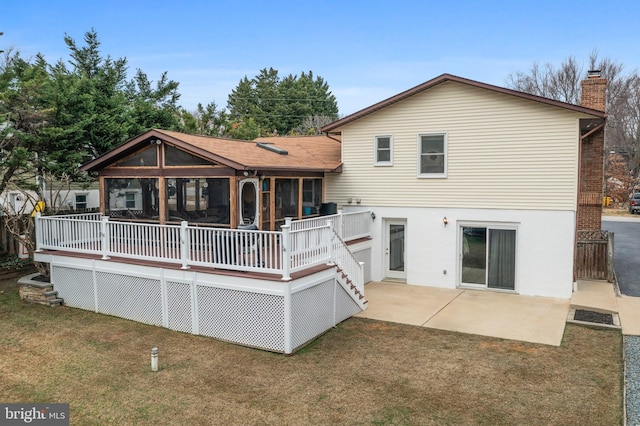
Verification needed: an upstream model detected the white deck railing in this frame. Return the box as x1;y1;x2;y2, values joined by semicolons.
35;210;372;285
287;224;332;274
187;225;281;273
36;214;104;254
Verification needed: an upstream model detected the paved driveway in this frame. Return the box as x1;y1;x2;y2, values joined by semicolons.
602;217;640;296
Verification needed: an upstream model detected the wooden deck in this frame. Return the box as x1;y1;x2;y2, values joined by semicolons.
36;248;334;282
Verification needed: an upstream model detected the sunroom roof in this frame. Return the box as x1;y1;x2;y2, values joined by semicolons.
80;129;342;173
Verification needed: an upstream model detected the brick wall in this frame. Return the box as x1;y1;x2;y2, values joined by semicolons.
577;128;605;230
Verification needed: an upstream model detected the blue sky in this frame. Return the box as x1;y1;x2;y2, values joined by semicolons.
3;0;639;115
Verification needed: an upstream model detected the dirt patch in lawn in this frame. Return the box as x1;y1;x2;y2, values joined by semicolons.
0;287;623;425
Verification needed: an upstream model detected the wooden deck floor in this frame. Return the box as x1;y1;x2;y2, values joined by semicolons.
36;249;333;282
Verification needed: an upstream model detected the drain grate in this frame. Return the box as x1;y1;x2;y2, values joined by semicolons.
573;309;614;325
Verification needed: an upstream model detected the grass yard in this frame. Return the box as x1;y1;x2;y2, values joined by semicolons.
0;278;623;425
603;207;634;217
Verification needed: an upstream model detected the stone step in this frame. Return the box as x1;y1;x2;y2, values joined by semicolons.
43;290;58;297
49;298;64;307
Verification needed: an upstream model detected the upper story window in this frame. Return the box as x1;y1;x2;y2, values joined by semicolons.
375;135;393;166
418;133;447;177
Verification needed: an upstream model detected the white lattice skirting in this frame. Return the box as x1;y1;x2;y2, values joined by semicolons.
44;255;363;354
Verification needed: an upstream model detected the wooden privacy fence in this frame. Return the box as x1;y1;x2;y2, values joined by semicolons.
576;230;614;281
0;215;30;256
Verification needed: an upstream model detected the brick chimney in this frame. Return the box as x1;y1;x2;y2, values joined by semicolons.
581;70;607;111
576;70;607;234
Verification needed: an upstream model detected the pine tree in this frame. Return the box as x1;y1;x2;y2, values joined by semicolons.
226;68;339;138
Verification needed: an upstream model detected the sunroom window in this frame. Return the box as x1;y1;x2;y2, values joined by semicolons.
166;178;230;225
302;178;322;216
105;178;159;220
113;146;158;167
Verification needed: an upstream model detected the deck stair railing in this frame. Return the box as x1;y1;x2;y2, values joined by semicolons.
285;216;367;307
330;227;367;309
288;210;372;242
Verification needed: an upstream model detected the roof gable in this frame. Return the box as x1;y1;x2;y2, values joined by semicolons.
322;73;607;132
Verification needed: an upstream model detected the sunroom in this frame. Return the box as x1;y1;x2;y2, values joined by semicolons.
81;129;342;230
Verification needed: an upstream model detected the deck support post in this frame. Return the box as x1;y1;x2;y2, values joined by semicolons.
101;216;110;260
326;220;335;266
180;221;189;270
335;213;343;239
281;224;291;280
283;281;292;354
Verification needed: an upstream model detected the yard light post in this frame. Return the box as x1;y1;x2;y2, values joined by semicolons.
151;347;158;372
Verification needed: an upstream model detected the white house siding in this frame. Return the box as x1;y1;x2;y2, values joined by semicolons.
355;205;575;299
325;81;593;211
325;80;594;299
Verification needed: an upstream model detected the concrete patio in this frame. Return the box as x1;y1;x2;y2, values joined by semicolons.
356;280;636;346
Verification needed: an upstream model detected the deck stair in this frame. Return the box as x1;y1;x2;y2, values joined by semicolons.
43;290;65;306
335;268;367;309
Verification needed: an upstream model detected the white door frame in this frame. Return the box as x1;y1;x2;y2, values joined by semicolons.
384;218;407;281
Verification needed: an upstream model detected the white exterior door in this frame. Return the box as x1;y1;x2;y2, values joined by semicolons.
384;219;407;281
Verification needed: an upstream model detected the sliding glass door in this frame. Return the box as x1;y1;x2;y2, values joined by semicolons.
461;226;516;290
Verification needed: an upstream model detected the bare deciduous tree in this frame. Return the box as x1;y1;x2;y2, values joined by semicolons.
0;173;79;280
506;56;583;104
293;115;337;135
507;51;640;192
604;153;635;204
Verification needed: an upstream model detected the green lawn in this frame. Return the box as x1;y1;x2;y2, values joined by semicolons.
0;279;623;425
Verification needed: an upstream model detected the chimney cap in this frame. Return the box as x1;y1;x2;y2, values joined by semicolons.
587;69;602;78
